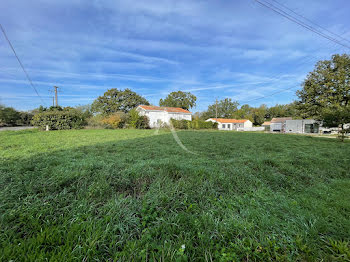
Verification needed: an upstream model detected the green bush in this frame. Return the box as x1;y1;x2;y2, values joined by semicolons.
171;119;217;130
18;112;34;126
0;105;33;127
0;105;21;127
87;114;105;128
31;108;88;130
126;109;150;129
86;110;149;130
101;112;127;129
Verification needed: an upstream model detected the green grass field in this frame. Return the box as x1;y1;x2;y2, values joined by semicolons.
1;129;350;261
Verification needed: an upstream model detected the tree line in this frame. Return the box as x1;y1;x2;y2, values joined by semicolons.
1;54;349;138
194;100;300;126
0;105;33;127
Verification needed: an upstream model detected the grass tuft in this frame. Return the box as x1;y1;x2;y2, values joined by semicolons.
0;129;349;260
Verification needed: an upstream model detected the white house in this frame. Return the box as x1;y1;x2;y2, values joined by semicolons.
206;118;252;131
137;105;192;128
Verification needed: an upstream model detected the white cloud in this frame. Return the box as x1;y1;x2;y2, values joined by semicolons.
1;0;348;110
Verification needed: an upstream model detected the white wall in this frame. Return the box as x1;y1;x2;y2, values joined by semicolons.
271;123;282;132
244;120;253;128
167;113;192;123
206;119;251;130
137;107;192;128
285;119;319;134
237;127;265;132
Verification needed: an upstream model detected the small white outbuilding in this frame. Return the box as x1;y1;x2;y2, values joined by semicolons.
137;105;192;128
285;119;320;134
206;118;253;131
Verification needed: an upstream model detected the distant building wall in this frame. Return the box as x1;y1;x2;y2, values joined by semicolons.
206;119;252;131
244;120;253;128
237;127;265;132
271;122;283;132
285;119;319;134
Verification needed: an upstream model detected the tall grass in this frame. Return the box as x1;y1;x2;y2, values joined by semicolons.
0;129;349;261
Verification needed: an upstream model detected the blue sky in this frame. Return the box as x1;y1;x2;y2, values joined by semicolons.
1;0;349;112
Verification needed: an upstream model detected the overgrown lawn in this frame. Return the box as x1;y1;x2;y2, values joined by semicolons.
0;129;349;261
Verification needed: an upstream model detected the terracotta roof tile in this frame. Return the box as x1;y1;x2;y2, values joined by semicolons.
138;105;191;114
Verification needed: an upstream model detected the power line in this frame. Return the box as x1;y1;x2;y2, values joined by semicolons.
254;0;350;50
237;0;349;105
0;23;46;105
216;1;347;106
235;42;343;105
269;0;350;45
234;40;342;105
239;86;298;104
256;0;350;49
241;0;349;104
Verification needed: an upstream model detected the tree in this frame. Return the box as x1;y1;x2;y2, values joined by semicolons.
231;104;253;121
75;104;93;119
252;104;268;125
159;91;197;110
92;88;149;114
266;104;288;119
264;103;300;119
203;98;239;119
297;54;350;140
230;104;267;125
0;105;21;126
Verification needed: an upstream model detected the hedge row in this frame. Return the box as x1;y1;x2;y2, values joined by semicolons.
31;109;87;130
0;105;33;127
170;119;217;129
87;110;150;129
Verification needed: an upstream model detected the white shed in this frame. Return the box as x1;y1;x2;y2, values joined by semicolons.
270;117;293;132
285;119;320;134
137;105;192;128
206;118;252;131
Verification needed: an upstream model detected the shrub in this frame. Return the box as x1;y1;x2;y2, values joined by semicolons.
126;109;150;129
86;110;149;130
0;106;33;127
170;119;217;130
101;112;126;129
170;119;189;129
87;114;105;128
18;112;34;126
0;105;21;127
31;108;87;130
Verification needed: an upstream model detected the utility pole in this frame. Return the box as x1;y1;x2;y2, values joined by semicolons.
53;86;59;107
215;98;218;121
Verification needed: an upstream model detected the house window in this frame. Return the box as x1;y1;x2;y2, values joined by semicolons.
227;124;231;129
222;124;226;128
